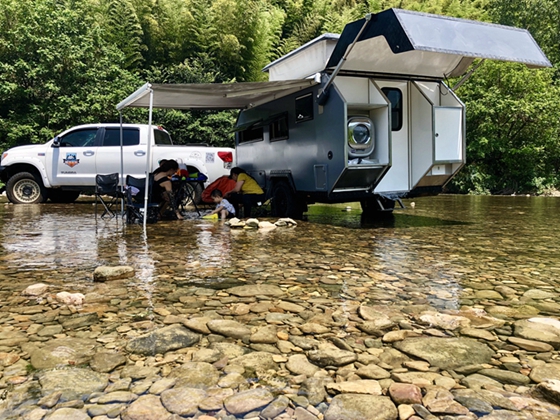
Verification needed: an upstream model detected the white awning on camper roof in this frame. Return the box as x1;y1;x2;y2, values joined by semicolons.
322;8;551;79
116;79;319;111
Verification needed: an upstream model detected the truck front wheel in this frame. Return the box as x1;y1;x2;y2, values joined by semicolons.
6;172;48;204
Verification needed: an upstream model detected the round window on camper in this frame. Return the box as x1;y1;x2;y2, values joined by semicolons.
348;117;375;155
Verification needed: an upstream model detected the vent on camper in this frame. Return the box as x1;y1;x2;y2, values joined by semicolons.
348;117;375;158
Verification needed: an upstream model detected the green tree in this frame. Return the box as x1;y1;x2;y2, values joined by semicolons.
0;0;139;150
145;56;237;147
104;0;146;71
449;62;560;194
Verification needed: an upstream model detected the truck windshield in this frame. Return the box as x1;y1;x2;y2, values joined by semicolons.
154;129;173;145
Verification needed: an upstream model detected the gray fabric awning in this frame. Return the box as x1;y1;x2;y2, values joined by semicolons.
116;79;318;111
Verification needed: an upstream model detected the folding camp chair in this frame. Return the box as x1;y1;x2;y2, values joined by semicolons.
95;173;124;219
125;175;159;224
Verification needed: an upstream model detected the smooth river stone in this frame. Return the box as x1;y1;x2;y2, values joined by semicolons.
121;394;172;420
514;318;560;348
223;388;274;415
325;395;397;420
286;354;320;377
30;338;96;369
168;362;220;388
308;347;357;367
38;368;108;401
160;387;206;416
250;325;278;344
507;336;554;352
326;379;382;395
206;319;251;339
46;408;90;420
477;368;531;385
230;351;278;373
225;284;284;297
529;363;560;383
125;324;200;355
394;337;494;370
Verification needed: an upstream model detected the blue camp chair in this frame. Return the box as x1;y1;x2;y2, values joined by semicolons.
125;175;159;224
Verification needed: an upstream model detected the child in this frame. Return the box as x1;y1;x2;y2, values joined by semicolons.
207;189;235;220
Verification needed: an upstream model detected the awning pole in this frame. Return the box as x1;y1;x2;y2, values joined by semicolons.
119;112;125;217
143;89;154;230
317;13;372;105
451;59;485;92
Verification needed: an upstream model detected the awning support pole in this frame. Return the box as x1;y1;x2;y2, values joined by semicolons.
143;88;154;230
451;59;485;92
317;13;372;106
119;112;125;217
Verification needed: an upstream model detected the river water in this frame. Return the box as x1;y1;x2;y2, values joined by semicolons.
3;195;558;310
0;195;560;419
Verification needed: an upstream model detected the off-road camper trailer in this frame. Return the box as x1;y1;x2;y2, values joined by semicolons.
117;9;550;219
234;9;550;218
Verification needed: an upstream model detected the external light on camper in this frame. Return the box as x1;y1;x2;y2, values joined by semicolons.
347;117;375;158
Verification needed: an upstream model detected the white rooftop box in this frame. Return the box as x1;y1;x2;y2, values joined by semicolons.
264;8;550;81
263;34;339;81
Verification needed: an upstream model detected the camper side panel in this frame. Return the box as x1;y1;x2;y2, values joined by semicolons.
236;85;347;194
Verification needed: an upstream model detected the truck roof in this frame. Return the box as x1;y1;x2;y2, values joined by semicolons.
57;123;169;136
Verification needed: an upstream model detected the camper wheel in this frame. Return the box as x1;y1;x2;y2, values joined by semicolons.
360;196;395;215
271;180;304;220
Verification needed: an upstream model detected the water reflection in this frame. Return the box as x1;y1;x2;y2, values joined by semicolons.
0;194;559;312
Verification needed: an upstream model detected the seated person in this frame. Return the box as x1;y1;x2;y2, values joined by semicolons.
153;159;183;220
202;175;237;204
224;167;265;218
206;189;235;220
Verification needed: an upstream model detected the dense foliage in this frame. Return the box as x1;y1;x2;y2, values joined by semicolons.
0;0;558;193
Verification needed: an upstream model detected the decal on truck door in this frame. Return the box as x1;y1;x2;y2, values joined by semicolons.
63;153;80;168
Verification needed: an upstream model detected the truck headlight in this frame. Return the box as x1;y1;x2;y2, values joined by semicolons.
348;117;374;157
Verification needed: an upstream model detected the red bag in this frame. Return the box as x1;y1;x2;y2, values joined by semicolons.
201;176;237;203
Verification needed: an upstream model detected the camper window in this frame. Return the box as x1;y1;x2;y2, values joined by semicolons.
239;126;264;144
270;114;289;141
381;88;403;131
295;94;313;123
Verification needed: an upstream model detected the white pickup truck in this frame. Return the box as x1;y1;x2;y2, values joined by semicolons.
0;123;234;204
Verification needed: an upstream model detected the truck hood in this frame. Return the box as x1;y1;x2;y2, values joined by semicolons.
3;142;50;155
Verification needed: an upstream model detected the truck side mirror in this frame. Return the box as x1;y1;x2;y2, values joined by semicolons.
52;136;60;147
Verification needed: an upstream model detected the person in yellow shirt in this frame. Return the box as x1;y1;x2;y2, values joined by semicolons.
225;167;265;218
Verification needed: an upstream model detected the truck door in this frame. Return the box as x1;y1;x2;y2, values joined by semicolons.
95;127;147;182
46;127;99;186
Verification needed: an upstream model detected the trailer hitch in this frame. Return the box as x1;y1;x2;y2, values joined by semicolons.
317;13;372;106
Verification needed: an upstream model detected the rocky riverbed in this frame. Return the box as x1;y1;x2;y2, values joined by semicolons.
1;196;560;420
2;263;560;420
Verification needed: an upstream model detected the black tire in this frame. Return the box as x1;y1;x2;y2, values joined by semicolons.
271;180;304;219
360;196;395;215
48;189;80;203
6;172;48;204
